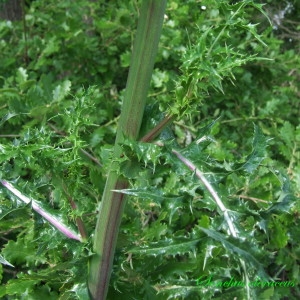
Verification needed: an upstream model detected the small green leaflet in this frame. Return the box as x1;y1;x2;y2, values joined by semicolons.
52;80;71;102
16;67;28;84
242;125;268;173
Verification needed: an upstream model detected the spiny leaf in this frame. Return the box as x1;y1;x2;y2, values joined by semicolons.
143;223;168;241
5;278;40;296
112;188;184;205
0;206;28;221
113;188;184;224
242;23;267;47
242;125;268;173
245;0;271;25
154;282;213;299
155;260;199;278
264;176;295;215
198;227;270;280
2;236;45;266
181;119;218;159
69;283;90;300
129;237;200;257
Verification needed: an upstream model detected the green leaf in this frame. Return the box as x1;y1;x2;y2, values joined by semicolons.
264;177;295;214
246;1;271;25
280;121;295;149
0;88;19;98
69;283;90;300
16;67;28;84
242;125;268;173
198;227;270;280
258;287;274;299
113;188;183;205
0;284;5;298
269;217;288;249
2;235;46;266
42;36;60;57
113;188;184;224
242;23;267;47
143;223;168;241
0;203;29;221
52;80;71;102
129;237;200;257
5;278;40;295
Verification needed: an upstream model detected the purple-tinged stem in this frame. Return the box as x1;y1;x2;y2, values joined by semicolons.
0;180;81;242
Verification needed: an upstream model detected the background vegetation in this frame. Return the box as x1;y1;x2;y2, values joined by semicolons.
0;0;299;299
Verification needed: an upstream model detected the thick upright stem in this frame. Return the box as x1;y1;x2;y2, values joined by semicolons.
88;1;167;299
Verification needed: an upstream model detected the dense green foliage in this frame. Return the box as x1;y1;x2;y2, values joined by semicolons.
0;0;299;299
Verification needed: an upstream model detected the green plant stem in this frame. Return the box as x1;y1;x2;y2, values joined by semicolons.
88;1;167;299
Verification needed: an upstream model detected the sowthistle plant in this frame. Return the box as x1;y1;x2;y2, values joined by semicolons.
0;1;297;300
